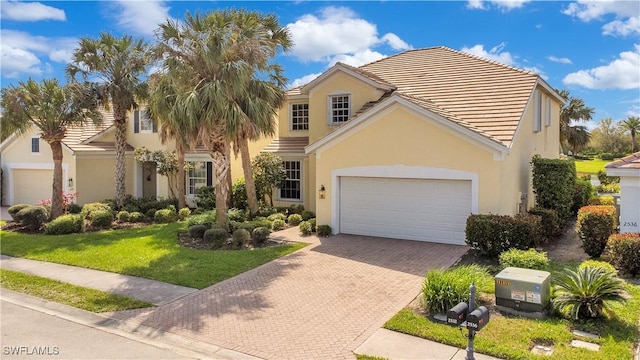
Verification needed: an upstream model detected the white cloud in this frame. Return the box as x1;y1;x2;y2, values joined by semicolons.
107;0;173;37
466;0;531;11
467;0;485;10
563;1;640;36
460;43;516;66
563;45;640;90
0;30;78;78
0;1;66;21
328;49;387;68
289;73;322;89
548;56;573;64
287;6;412;63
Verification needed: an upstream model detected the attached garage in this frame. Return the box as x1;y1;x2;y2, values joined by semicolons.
13;169;53;205
338;177;471;245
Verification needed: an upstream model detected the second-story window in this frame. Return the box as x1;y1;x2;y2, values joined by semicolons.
291;103;309;130
134;108;156;133
329;94;350;124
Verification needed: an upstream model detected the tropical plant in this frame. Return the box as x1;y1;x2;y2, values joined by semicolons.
557;89;594;153
552;266;626;320
620;116;640;152
253;152;287;206
67;33;151;209
1;78;102;219
566;125;590;155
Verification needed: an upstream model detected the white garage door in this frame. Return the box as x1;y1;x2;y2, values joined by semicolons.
13;169;53;205
339;177;471;245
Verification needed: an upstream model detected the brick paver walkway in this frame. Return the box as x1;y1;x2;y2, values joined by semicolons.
109;227;468;359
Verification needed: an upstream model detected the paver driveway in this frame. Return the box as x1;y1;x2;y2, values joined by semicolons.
109;227;468;359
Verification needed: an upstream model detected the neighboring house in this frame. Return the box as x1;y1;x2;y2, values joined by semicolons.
605;152;640;234
0;109;272;207
264;46;563;245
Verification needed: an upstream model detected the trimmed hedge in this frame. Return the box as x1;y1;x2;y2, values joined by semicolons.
116;211;130;222
129;211;145;223
301;210;316;221
299;221;313;236
188;224;208;239
178;207;191;221
576;205;617;258
186;210;216;228
154;208;177;223
529;207;561;241
499;249;549;270
530;155;576;221
17;206;49;230
203;228;228;248
232;229;250;249
606;233;640;275
45;214;84;235
81;202;111;220
587;196;615;206
465;214;542;257
91;210;114;228
287;213;303;226
573;178;594;214
272;219;286;231
252;227;271;246
317;225;332;237
7;204;30;221
267;213;287;222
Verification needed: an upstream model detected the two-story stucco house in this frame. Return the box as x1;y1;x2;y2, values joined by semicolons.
0;109;271;208
263;46;563;245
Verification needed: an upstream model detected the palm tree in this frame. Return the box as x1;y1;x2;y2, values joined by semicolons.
66;33;151;208
621;116;640;152
1;78;102;219
153;10;290;227
558;89;594;153
566;125;591;155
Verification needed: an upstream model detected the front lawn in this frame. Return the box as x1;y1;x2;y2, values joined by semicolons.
384;264;640;360
0;223;306;289
574;159;611;175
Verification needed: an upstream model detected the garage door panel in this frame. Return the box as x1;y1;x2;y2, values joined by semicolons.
13;169;53;205
339;177;471;245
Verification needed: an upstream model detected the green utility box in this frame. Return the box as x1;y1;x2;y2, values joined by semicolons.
495;267;550;312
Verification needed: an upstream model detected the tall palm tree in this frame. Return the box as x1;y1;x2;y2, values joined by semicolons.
66;33;151;208
621;116;640;152
154;10;290;227
1;78;102;219
566;125;591;155
558;89;594;153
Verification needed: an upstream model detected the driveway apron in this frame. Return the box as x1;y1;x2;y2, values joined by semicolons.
108;227;468;359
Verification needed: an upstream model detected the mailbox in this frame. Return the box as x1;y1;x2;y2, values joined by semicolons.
447;302;468;326
466;306;490;331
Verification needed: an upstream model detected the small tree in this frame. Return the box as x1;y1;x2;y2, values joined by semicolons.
252;153;287;207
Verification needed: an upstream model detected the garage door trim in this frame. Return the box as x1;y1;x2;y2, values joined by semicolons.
331;165;478;237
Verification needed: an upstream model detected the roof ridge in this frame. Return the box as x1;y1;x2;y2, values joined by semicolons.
357;46;442;69
438;46;538;76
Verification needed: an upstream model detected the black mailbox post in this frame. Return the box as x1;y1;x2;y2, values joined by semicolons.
445;283;490;360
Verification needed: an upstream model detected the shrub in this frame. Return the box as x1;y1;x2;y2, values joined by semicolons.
187;210;217;228
573;178;594;214
203;228;228;248
145;208;157;219
308;218;317;232
587;196;615;206
465;214;542;257
154;208;177;223
301;210;316;221
287;213;303;226
606;233;640;275
576;205;617;257
597;169;620;185
272;219;286;231
596;183;620;193
422;265;493;314
552;266;626;320
252;227;271;245
80;202;111;220
317;225;332;237
578;259;617;275
7;204;30;221
188;224;208;239
178;207;191;221
67;203;82;214
299;221;313;236
267;213;287;222
91;210;114;228
599;153;616;161
116;211;130;223
528;207;561;240
249;218;272;230
195;186;216;210
232;229;250;249
17;206;49;230
530;155;576;221
227;208;247;222
231;178;248;210
129;212;144;223
45;214;84;235
499;249;549;270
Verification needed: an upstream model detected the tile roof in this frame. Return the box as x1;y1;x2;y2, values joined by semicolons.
605;152;640;170
355;46;544;147
262;137;309;154
61;110;134;153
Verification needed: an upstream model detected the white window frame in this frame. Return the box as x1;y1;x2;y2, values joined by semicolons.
290;103;309;131
186;161;208;196
277;160;303;202
139;108;154;133
31;137;41;155
545;97;551;127
533;90;542;133
327;93;351;125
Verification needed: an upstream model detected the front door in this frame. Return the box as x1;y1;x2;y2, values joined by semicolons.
142;161;157;198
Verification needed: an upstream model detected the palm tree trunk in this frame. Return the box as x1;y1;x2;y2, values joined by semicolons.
49;140;64;220
239;136;259;217
225;145;232;208
176;142;186;209
632;130;637;153
113;105;128;209
209;134;229;229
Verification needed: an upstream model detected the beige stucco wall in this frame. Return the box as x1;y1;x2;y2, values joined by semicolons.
75;156;135;205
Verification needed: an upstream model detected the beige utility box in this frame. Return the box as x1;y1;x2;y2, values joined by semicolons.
495;267;550;312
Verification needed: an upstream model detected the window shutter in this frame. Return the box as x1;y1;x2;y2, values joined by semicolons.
134;110;140;133
206;162;213;187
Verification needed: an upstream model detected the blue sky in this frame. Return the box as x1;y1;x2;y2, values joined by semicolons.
1;1;639;128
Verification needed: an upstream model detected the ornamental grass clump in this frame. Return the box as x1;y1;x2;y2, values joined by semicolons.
552;266;626;320
422;265;493;314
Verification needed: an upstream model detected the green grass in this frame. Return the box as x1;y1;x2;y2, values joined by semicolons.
1;269;152;312
384;264;640;360
0;222;307;289
574;159;610;175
